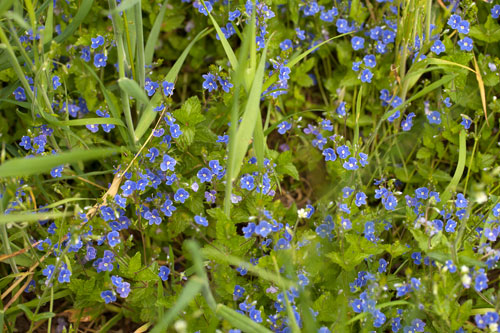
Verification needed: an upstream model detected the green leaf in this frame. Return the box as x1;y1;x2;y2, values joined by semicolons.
34;312;55;321
469;16;500;43
0;148;120;178
17;304;34;321
118;78;149;105
174;96;204;125
128;251;142;275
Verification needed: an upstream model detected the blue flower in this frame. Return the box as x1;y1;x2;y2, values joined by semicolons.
58;267;71;283
493;203;500;217
202;73;218;92
255;221;272;237
279;39;293;51
322;148;336;161
160;154;176;172
457;20;470;34
93;53;107;68
378;259;387;273
170;124;182;138
229;9;240;21
427;111;441;124
460;115;472;129
121;180;136;197
13;87;26;101
447;14;461;29
279;66;291;81
19;136;31;150
336;145;350;159
50;165;63;178
476;314;486;329
455;193;468;208
411;252;422;265
343;157;358;170
384;195;397;211
351;36;364;50
360;69;373;83
197;167;213;183
161;199;176;216
43;264;55;278
430;40;445;55
52;76;61;90
107;230;120;247
492;5;500;19
194;215;208;227
240;175;255;190
458;37;473;52
145;209;162;225
174;188;189;203
475;270;488;292
159;265;170;281
101;290;116;303
116;281;131;298
363;54;376;68
80;47;91;62
359;153;368;167
277;121;292;134
445;219;457;232
91;35;104;49
146;147;159;162
249;309;263;323
342;187;354;198
355;192;367;207
341;217;352;230
162;81;174;96
233;285;245;300
352;61;361;71
218;77;233;93
242;223;255;238
415;187;429;199
197;1;212;15
144;79;159;96
445;260;457;273
296;28;306;40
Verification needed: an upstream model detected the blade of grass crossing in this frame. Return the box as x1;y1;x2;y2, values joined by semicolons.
150;278;204;333
229;42;269;183
145;0;169;66
473;54;489;126
135;28;211;141
186;241;216;310
43;0;54;43
0;148;120;178
108;0;136;144
202;0;238;71
440;130;467;206
223;18;252;216
134;1;145;90
118;78;149;105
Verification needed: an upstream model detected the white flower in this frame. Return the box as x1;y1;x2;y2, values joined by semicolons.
297;208;308;219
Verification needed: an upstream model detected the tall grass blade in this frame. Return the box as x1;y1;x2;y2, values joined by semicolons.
150;278;204;333
202;0;238;71
145;0;169;66
118;78;149;105
0;148;120;178
216;304;273;333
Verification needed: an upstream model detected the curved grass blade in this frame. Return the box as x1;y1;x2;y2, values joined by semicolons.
0;211;70;226
135;28;211;141
228;41;269;181
201;0;238;71
150;278;204;333
145;0;169;66
0;148;120;179
473;54;489;126
118;77;149;105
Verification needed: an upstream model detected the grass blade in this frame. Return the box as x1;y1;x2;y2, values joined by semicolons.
118;77;149;105
202;0;238;71
0;211;70;226
229;41;268;181
145;0;169;66
0;148;120;178
113;0;140;13
150;278;204;333
135;28;211;141
55;117;126;127
440;130;467;205
473;54;489;126
134;1;145;90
